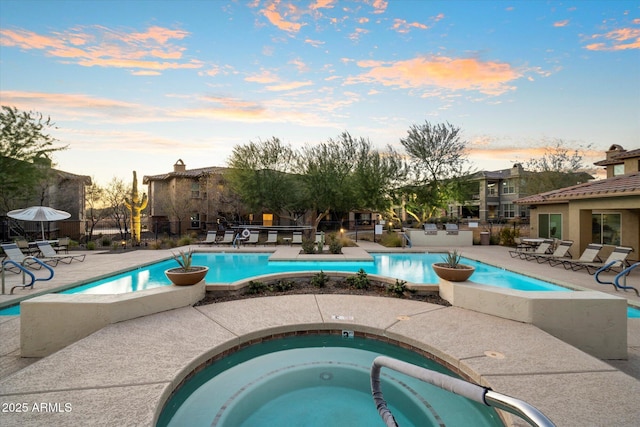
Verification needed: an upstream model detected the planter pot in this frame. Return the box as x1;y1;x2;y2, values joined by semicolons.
432;263;475;282
165;266;209;286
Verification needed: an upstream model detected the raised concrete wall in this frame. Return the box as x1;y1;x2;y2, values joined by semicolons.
406;229;473;247
440;280;627;359
20;282;205;357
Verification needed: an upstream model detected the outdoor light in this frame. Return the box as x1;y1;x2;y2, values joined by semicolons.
121;240;126;250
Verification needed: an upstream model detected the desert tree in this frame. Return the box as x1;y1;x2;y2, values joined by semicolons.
0;106;67;211
522;139;594;195
398;121;471;223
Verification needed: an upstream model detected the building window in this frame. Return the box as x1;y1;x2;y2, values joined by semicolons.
538;213;562;239
502;179;516;194
502;203;516;218
592;213;621;245
190;213;200;229
263;213;273;227
613;164;625;176
487;183;496;196
191;182;200;198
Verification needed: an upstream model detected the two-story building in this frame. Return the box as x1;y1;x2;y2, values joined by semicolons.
515;145;640;260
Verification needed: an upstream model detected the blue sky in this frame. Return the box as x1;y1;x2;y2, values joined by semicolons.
1;0;638;186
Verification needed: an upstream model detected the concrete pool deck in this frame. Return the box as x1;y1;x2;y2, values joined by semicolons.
1;243;639;426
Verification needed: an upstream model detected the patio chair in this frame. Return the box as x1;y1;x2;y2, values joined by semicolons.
531;240;573;266
198;231;218;245
56;237;70;254
36;241;86;263
0;243;55;272
15;238;38;256
424;223;438;235
509;239;552;260
292;232;303;244
264;230;278;245
513;237;533;253
566;246;633;275
245;230;260;245
561;243;604;270
215;230;235;245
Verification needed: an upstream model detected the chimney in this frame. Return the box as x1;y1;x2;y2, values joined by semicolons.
173;159;186;172
605;145;625;160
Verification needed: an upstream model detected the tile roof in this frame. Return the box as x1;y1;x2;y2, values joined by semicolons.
142;166;228;183
515;172;640;204
594;148;640;166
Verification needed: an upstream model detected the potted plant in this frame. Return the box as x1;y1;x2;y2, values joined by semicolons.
432;250;475;282
164;249;209;286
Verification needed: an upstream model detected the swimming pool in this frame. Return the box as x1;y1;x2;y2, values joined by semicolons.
158;334;503;426
2;252;639;317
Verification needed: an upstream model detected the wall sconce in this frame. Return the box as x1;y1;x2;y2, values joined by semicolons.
121;240;126;250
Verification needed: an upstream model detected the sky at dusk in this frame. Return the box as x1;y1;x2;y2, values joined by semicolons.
1;0;639;187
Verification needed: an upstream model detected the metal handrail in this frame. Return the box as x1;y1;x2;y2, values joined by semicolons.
371;355;555;427
614;262;640;296
2;257;54;294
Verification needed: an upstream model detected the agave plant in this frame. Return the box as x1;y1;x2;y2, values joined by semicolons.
172;249;194;271
440;250;463;269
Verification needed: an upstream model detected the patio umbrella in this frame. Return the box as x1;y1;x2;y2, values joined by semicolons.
7;206;71;240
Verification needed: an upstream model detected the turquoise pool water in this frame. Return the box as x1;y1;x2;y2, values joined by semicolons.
158;334;503;427
2;252;639;318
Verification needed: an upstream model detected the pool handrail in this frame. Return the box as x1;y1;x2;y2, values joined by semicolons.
1;257;55;295
614;262;640;296
371;355;555;427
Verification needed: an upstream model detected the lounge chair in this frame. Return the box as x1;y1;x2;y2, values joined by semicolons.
0;243;54;271
566;246;633;275
245;230;260;245
15;238;37;256
532;240;573;266
56;237;70;254
561;243;604;270
36;241;86;263
513;237;533;253
216;230;235;245
424;223;438;235
292;232;303;244
199;231;218;245
264;230;278;245
509;239;552;260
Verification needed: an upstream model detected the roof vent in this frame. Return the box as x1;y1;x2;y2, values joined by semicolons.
174;159;186;172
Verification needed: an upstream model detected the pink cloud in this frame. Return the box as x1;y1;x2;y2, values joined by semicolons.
391;19;428;34
584;26;640;51
0;25;199;73
347;56;521;96
554;20;569;28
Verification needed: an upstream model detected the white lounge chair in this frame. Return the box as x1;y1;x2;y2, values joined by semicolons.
264;231;278;245
509;239;552;260
561;243;604;270
1;243;54;271
245;230;260;245
199;231;218;245
36;241;85;263
216;230;235;245
566;246;633;275
532;240;573;266
292;232;303;244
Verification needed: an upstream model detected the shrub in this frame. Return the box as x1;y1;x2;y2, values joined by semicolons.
101;237;111;247
380;232;402;247
86;241;96;250
273;280;295;292
246;280;268;294
301;239;316;254
177;235;195;246
346;268;370;289
150;241;163;250
311;271;329;288
328;239;342;254
387;279;412;297
439;250;462;268
499;227;519;246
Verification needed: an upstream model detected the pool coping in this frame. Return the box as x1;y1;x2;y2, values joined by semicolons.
1;243;639;426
